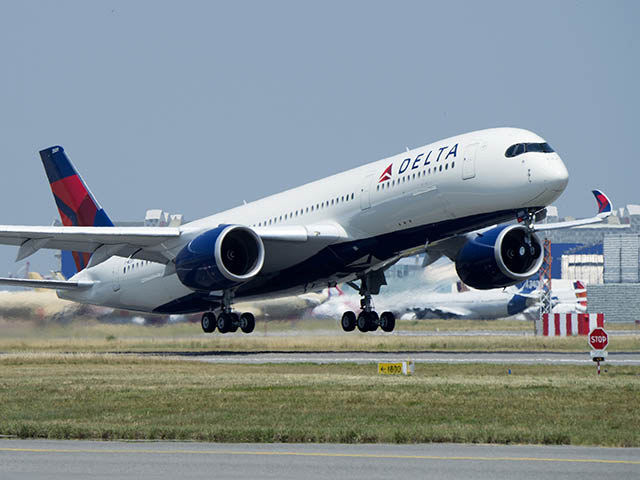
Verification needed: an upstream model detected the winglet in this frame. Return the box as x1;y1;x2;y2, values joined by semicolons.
592;189;612;217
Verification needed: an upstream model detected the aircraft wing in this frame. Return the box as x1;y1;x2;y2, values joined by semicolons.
0;277;93;290
0;225;181;265
0;222;349;273
532;189;612;231
411;306;470;318
421;189;613;265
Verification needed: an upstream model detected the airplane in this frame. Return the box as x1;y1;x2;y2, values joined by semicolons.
0;128;612;335
391;281;539;321
313;274;539;321
550;279;587;313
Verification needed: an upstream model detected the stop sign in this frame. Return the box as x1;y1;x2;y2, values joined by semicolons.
589;327;609;350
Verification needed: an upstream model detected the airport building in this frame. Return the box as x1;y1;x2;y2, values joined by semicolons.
535;205;640;323
587;234;640;323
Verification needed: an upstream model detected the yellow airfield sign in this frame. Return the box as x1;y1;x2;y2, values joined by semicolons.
378;361;414;375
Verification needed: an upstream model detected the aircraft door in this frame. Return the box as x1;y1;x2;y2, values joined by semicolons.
462;143;478;180
112;260;121;292
360;173;374;210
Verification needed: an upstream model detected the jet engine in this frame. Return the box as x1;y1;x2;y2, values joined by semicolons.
175;225;265;291
455;224;543;290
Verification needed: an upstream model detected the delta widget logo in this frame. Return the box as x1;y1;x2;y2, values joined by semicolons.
378;164;392;183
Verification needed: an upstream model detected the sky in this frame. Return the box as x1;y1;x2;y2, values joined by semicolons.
0;0;638;276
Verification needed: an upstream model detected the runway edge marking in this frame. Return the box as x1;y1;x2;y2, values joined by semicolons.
1;447;638;465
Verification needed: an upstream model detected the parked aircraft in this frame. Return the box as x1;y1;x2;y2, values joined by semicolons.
0;128;611;334
384;282;539;320
0;272;83;323
550;279;587;313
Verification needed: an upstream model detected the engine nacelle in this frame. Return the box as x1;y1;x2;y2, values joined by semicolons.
175;225;265;291
455;224;543;290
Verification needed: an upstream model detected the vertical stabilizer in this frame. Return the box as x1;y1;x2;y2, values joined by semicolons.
39;146;114;275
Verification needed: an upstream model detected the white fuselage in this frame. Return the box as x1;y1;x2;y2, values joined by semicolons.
59;128;569;314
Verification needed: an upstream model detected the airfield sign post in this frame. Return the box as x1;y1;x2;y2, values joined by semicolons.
589;327;608;375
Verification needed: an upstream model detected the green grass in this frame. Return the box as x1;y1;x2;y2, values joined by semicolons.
1;317;638;353
0;355;638;446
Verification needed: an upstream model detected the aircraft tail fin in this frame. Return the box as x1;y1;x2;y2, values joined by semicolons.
573;280;587;308
39;146;114;275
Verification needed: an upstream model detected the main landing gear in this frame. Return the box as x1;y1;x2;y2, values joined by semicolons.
340;270;396;333
200;290;256;334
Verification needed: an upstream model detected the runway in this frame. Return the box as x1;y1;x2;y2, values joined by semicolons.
1;439;638;480
160;350;640;366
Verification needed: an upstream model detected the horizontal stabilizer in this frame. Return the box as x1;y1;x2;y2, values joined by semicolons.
0;277;93;290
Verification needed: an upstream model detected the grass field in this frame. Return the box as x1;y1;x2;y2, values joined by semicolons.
0;355;638;446
1;318;638;353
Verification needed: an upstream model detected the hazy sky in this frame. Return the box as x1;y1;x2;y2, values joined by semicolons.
0;0;638;276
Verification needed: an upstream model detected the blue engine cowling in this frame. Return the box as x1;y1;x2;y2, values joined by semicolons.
175;225;265;291
455;224;543;290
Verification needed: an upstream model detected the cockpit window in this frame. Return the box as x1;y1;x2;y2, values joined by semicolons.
505;142;554;158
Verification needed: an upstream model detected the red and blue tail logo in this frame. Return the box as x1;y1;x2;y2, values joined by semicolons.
40;146;114;276
592;189;611;214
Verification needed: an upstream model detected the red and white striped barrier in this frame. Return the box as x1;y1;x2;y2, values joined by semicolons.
541;313;604;337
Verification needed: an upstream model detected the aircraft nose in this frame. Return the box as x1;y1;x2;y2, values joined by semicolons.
534;153;568;193
547;155;569;193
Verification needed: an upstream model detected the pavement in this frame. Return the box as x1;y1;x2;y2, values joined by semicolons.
157;350;640;365
1;439;638;480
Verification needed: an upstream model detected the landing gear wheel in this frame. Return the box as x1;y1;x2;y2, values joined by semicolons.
201;312;216;333
356;312;369;332
217;312;231;333
341;311;356;332
380;311;396;332
357;311;378;332
240;312;255;334
228;312;239;332
368;311;379;332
